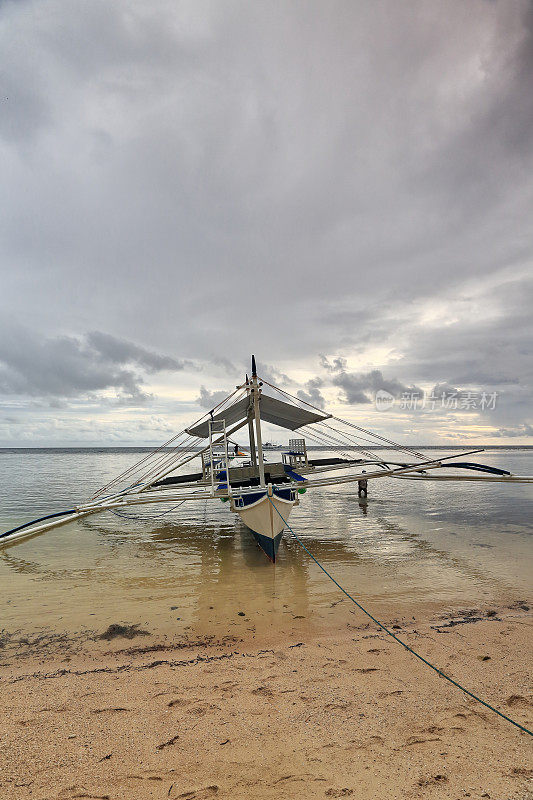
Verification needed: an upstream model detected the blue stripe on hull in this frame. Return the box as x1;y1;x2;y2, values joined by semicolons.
236;486;295;508
251;530;284;563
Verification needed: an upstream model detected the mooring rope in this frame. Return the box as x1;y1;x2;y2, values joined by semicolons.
267;497;532;737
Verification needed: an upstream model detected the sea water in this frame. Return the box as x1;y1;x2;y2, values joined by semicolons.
0;448;531;641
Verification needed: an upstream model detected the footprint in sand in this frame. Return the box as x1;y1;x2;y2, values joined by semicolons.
404;735;442;746
416;774;448;787
506;694;531;707
89;707;129;714
187;703;220;715
350;735;384;750
175;786;219;799
510;767;533;778
422;725;445;734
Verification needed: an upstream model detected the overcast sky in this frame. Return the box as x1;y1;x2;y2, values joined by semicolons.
1;0;532;446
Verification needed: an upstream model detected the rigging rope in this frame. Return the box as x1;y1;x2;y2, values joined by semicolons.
298;425;374;464
134;432;202;486
90;429;191;500
258;382;380;461
90;383;247;500
307;421;381;462
135;387;249;489
267;497;532;738
332;415;428;461
260;377;428;461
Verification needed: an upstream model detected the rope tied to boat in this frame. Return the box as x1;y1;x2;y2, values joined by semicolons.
267;496;532;738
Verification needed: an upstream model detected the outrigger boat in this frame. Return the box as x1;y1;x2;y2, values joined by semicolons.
1;356;532;561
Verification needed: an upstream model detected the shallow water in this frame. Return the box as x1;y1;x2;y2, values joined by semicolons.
0;448;531;640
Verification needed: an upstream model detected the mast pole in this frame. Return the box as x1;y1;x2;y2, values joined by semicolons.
251;355;266;487
245;375;257;467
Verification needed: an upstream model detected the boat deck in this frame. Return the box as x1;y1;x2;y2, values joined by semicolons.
152;456;362;489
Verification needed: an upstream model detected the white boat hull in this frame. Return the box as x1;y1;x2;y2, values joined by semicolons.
232;487;297;561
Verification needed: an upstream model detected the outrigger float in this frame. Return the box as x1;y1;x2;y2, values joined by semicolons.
2;356;533;561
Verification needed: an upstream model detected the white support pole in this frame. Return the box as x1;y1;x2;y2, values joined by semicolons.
251;358;266;488
222;420;232;498
208;421;215;494
245;377;257;467
248;413;257;466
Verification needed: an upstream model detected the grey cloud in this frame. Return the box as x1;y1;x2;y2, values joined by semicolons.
431;383;460;400
0;325;190;403
48;398;69;409
318;357;422;404
333;369;423;405
319;355;347;373
297;377;325;409
415;2;533;221
317;272;533;429
196;386;230;410
256;363;292;387
86;331;193;373
115;388;154;405
394;277;533;431
209;356;240;376
491;423;533;438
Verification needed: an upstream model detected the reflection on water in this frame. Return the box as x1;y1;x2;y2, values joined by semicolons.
0;448;531;639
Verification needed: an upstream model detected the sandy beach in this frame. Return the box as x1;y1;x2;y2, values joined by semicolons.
1;600;531;800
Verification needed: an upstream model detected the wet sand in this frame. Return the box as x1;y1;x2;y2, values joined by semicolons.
0;601;531;800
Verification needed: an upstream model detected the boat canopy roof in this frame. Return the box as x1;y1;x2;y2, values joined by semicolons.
186;393;330;438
